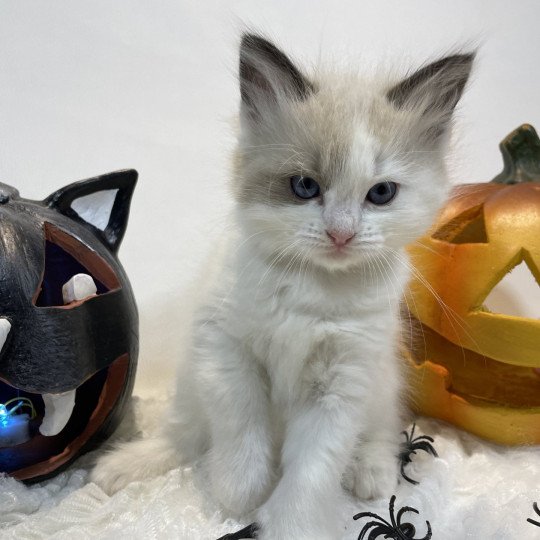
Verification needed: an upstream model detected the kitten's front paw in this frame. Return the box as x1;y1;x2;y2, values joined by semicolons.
211;448;274;515
255;486;339;540
344;453;398;501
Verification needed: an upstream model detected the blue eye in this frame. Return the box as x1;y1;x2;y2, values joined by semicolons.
290;176;320;199
366;181;398;205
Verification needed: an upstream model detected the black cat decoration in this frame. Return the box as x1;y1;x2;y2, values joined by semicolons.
0;169;138;482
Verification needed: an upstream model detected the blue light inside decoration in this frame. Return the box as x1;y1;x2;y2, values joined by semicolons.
0;403;8;427
0;402;31;446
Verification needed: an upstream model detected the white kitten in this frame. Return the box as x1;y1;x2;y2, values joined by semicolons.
91;34;473;540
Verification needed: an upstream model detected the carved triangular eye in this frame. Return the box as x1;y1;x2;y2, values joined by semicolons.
34;224;121;307
482;256;540;319
432;204;488;244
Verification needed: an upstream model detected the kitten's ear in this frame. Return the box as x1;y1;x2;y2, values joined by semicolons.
387;52;475;138
239;33;313;120
45;169;137;253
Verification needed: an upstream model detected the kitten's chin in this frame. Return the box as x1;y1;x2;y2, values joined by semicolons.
311;249;369;272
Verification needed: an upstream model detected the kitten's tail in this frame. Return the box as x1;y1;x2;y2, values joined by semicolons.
89;435;181;495
90;398;209;495
90;365;209;494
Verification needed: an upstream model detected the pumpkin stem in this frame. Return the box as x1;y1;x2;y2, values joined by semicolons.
491;124;540;184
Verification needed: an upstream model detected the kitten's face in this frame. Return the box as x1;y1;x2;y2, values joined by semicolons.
234;35;473;272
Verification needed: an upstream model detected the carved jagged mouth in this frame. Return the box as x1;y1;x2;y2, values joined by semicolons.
409;319;540;407
0;355;128;480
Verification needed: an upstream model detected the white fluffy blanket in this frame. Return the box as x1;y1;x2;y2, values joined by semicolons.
1;396;539;540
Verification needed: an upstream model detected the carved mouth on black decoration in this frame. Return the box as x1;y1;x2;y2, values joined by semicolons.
0;355;128;481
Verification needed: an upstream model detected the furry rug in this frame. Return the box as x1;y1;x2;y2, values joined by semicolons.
1;396;539;540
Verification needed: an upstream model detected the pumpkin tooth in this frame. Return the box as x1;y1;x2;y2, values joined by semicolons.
62;274;97;304
0;318;11;352
39;390;76;436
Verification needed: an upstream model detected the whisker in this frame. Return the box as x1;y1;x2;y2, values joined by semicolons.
386;246;485;362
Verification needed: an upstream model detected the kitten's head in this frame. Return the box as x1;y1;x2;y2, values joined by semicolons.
233;33;474;272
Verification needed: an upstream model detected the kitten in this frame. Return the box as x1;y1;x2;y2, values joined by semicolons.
92;33;473;540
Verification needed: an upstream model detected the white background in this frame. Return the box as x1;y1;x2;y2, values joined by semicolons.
0;1;538;397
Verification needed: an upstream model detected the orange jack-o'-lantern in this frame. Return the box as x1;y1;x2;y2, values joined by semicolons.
405;124;540;445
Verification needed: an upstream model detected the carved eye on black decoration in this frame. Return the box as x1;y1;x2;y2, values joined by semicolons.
366;181;398;205
290;175;320;199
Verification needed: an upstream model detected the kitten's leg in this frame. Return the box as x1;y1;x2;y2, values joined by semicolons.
343;350;403;500
196;329;274;515
255;362;368;540
343;417;401;500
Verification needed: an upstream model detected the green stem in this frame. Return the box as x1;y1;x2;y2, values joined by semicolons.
491;124;540;184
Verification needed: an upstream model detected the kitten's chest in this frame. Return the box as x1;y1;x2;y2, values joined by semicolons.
230;275;396;395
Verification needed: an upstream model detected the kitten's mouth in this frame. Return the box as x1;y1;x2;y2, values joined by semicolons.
315;245;361;270
326;245;352;258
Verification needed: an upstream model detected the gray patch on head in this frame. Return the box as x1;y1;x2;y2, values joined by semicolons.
233;92;357;207
233;167;303;207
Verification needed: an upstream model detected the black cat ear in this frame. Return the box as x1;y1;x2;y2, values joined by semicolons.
45;169;137;253
239;33;313;120
387;52;475;139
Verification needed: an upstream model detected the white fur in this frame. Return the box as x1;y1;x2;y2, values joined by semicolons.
91;35;472;539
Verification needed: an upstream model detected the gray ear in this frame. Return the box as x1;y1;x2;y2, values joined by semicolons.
239;33;313;119
387;52;475;137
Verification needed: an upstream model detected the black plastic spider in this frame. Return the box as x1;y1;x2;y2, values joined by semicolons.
216;522;259;540
527;502;540;527
399;423;438;485
353;495;432;540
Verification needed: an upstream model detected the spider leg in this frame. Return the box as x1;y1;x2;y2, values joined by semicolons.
399;433;438;485
528;502;540;526
354;511;392;526
418;520;433;540
401;432;412;446
357;521;386;539
388;495;398;528
411;435;435;444
399;460;407;478
411;441;438;458
400;447;417;459
400;425;415;446
400;466;419;486
216;522;259;540
396;505;419;525
365;523;395;540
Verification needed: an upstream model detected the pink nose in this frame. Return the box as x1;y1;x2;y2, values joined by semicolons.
326;230;355;246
